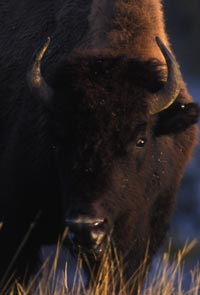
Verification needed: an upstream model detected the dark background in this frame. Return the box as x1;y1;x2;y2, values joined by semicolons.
164;0;200;78
153;1;200;289
163;0;200;244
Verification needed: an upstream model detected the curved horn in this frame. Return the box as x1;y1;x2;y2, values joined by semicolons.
27;37;53;107
149;37;182;115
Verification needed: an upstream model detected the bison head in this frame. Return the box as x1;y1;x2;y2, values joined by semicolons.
27;38;199;275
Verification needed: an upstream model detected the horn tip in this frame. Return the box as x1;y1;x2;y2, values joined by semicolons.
155;36;161;44
43;37;51;53
155;36;165;52
46;36;51;46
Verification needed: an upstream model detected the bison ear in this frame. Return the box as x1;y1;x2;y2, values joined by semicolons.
154;102;199;136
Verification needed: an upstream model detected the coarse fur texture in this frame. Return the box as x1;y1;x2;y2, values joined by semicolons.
86;0;169;60
0;0;199;292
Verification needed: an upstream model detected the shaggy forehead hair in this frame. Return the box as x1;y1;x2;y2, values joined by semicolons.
52;54;165;111
49;55;164;158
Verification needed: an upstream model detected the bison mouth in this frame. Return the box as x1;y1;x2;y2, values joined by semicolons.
69;238;107;263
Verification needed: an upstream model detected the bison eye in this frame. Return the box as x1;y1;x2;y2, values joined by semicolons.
136;138;146;148
51;144;59;152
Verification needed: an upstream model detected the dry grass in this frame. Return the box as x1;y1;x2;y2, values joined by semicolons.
1;238;200;295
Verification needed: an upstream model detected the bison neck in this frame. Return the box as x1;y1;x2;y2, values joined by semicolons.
85;0;169;61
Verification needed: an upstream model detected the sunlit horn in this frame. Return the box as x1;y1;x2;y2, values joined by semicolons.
149;37;182;115
27;37;53;107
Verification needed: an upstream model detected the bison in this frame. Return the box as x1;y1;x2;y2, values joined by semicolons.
0;0;199;291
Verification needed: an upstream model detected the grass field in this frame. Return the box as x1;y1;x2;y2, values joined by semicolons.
2;239;200;295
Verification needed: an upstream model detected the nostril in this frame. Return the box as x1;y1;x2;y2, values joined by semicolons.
93;219;106;229
90;230;106;245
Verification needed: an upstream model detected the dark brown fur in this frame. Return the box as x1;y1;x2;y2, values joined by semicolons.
0;0;199;292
